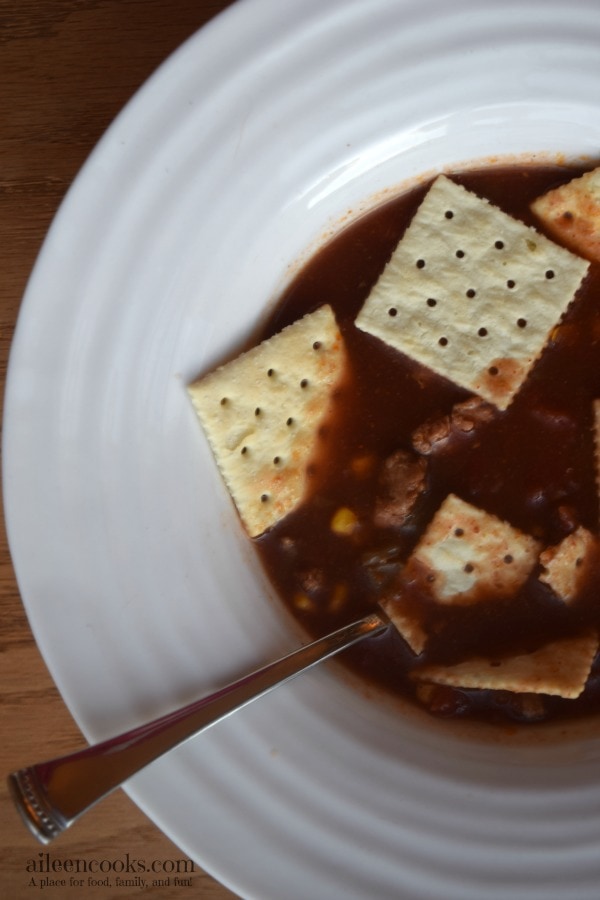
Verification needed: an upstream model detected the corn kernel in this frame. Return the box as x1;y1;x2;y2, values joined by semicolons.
351;454;374;478
329;583;348;612
330;507;358;536
293;592;314;612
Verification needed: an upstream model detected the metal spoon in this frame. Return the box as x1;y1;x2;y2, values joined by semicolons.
8;611;387;843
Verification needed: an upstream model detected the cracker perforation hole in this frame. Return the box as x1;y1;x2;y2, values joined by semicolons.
312;341;322;350
388;307;398;317
506;280;516;289
517;318;527;329
478;327;488;337
300;379;309;389
445;210;454;219
438;337;448;347
427;298;437;308
466;289;476;298
545;269;555;279
488;366;499;376
456;250;465;259
416;259;426;269
494;240;504;250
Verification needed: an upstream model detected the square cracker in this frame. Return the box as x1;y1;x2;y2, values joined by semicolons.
539;526;597;603
531;167;600;264
410;494;540;605
379;597;427;655
382;495;540;654
188;305;346;537
411;631;598;699
356;175;589;410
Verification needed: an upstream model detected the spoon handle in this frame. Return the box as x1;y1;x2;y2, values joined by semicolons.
8;612;386;843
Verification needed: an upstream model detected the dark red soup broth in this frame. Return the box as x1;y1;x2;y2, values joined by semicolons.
255;164;600;726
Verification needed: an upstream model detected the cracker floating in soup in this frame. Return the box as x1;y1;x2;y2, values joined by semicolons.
531;166;600;264
405;494;540;606
355;175;589;409
539;527;597;603
381;495;540;657
379;596;428;655
188;305;346;537
411;631;598;700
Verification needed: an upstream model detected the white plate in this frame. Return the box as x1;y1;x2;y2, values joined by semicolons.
5;1;600;897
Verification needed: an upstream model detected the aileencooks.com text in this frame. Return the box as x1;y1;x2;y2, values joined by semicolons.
26;851;195;876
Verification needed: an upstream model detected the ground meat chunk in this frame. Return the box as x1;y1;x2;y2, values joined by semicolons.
451;396;496;431
494;691;547;722
411;414;451;454
374;450;428;528
412;396;495;454
553;503;579;537
297;568;325;594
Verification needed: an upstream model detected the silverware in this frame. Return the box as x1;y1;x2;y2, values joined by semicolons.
8;611;387;843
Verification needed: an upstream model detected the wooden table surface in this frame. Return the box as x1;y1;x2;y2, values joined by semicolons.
0;2;239;897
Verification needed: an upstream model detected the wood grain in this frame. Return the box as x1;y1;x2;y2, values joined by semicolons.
0;2;238;897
